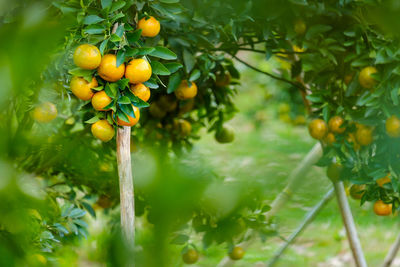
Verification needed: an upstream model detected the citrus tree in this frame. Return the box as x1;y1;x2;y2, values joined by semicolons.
2;0;400;266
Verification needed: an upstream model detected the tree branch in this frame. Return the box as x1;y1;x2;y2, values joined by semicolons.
231;54;303;90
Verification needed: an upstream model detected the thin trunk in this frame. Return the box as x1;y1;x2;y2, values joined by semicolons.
334;181;367;267
266;187;335;267
217;143;322;267
117;126;135;246
382;233;400;267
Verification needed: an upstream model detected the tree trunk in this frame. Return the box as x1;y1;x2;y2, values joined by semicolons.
266;187;335;267
382;233;400;267
217;143;322;267
334;181;367;267
117;126;135;246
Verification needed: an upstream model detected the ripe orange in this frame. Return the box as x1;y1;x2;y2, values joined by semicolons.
373;200;392;216
117;105;140;126
327;163;342;183
215;126;235;144
91;120;114;142
73;44;101;70
175;80;198;100
328;116;345;134
355;125;373;146
386;115;400;138
377;174;391;187
125;58;152;84
174;119;192;137
92;91;112;111
294;19;306;35
182;249;199;264
98;54;125;82
137;16;161;38
70;76;98;101
324;132;336;146
229;247;245;261
308;119;328;140
349;184;365;200
215;73;231;87
359;66;377;89
130;83;150;102
32;102;57;123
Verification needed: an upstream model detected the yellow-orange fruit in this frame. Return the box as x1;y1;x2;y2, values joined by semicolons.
175;80;198;100
308;119;328;140
73;44;101;70
116;105;140;126
98;54;125;82
130;83;150;102
70;76;98;101
92;91;112;111
32;102;57;123
91;120;115;142
125;58;152;84
137;16;161;38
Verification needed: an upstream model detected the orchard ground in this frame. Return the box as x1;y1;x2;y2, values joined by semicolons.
65;57;400;267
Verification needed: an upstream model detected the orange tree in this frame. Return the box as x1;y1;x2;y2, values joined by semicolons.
2;0;400;266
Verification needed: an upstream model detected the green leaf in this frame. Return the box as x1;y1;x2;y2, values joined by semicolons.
189;69;201;82
137;47;156;56
69;208;86;218
117;110;130;123
116;50;126;67
118;96;131;104
167;72;182;93
85;116;100;124
171;234;189;245
149;46;177;60
83;15;104;25
120;104;135;118
81;202;96;218
68;68;94;78
83;25;105;35
110;34;121;42
164;62;183;73
105;83;118;98
101;0;112;9
150;61;171;75
115;24;125;37
143;78;159;89
110;1;126;12
92;86;104;92
99;39;108;55
183;49;195;73
126;90;150;107
159;0;180;3
127;30;142;45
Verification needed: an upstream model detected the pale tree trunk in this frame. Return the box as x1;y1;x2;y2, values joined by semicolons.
217;143;322;267
382;233;400;267
117;126;135;247
266;187;335;267
334;181;367;267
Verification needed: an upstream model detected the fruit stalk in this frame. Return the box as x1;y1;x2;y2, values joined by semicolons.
334;181;367;267
117;126;135;247
382;233;400;267
266;187;335;267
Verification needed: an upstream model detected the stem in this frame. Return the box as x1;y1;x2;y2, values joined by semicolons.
117;126;135;248
266;188;335;267
216;143;323;267
382;233;400;267
334;181;367;267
